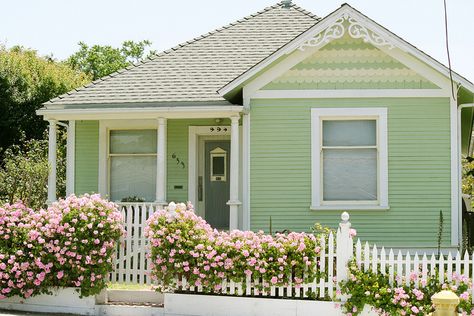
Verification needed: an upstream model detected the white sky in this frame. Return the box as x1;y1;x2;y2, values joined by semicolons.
1;0;473;81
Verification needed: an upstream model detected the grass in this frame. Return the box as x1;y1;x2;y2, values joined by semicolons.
107;283;154;291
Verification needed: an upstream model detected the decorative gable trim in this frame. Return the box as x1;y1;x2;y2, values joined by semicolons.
298;13;394;51
219;4;474;98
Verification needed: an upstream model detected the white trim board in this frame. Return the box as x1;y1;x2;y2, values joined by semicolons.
311;107;389;210
37;106;244;121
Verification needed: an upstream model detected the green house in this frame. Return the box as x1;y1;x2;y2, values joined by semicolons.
38;2;474;250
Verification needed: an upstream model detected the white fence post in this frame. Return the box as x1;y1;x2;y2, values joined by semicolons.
336;212;353;297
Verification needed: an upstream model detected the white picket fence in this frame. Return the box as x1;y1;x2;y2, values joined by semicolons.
109;203;159;285
355;240;473;290
110;207;474;303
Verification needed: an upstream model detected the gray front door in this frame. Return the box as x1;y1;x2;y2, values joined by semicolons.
205;140;230;229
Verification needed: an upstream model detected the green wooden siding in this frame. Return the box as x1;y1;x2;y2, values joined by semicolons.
249;98;451;248
75;120;99;194
263;35;439;90
167;119;229;202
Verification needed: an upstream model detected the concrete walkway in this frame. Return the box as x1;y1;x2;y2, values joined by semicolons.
0;310;77;316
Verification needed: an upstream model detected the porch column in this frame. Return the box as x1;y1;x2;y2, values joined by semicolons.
47;120;57;204
227;115;241;230
156;117;167;208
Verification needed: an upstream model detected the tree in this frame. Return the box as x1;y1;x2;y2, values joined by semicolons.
0;131;66;209
0;45;90;156
66;40;156;80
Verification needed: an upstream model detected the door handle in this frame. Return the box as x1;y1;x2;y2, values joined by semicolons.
198;176;203;201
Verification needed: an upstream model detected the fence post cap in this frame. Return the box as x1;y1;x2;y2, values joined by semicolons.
341;212;350;222
431;290;460;308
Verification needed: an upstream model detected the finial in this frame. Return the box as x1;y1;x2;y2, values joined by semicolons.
282;0;292;8
341;212;350;223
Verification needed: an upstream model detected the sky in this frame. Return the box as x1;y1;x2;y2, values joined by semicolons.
1;0;473;81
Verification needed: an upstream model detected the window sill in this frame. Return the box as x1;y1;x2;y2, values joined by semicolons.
310;205;390;211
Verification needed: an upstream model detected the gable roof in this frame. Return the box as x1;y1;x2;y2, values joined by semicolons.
219;3;474;97
44;2;319;108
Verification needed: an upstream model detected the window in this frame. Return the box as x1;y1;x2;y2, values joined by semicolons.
210;147;227;181
311;108;388;210
108;130;157;202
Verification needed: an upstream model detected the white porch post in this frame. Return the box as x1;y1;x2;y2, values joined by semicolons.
227;115;241;230
47;120;57;204
156;117;167;208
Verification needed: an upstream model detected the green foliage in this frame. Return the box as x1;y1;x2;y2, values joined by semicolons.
462;157;474;204
340;260;473;315
0;132;66;209
66;40;156;80
0;45;89;155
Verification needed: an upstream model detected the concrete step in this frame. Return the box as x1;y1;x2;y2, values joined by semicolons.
106;289;164;305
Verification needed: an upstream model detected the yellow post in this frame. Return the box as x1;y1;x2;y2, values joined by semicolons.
431;290;460;316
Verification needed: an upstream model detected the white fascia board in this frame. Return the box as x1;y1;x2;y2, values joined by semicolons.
36;106;245;120
218;4;474;97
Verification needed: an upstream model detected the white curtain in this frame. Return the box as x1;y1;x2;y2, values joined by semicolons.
109;130;157;202
322;120;377;201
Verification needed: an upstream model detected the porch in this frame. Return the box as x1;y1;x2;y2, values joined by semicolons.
40;106;249;231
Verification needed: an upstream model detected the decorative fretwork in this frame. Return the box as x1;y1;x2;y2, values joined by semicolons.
298;16;345;51
298;13;395;51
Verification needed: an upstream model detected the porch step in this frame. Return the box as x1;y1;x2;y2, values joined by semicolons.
98;303;164;316
106;289;164;305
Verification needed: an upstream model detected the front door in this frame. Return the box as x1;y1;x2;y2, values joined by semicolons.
204;140;230;230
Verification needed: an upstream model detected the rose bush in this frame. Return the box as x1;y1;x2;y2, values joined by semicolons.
145;202;325;296
0;194;124;298
340;260;474;316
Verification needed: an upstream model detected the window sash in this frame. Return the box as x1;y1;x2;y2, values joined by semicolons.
320;118;379;204
108;129;157;202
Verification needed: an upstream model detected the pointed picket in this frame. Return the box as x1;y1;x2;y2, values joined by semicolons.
455;251;461;285
246;275;251;296
380;247;386;275
405;251;411;287
421;254;428;284
464;251;470;279
237;283;243;296
328;232;334;298
447;252;453;282
430;253;436;277
388;249;394;286
364;242;370;272
396;250;403;286
413;253;419;288
229;280;235;295
222;278;228;295
287;274;293;298
319;235;326;298
372;245;378;274
439;254;445;284
182;276;187;291
355;239;362;269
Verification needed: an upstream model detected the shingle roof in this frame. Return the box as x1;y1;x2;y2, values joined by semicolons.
45;2;319;107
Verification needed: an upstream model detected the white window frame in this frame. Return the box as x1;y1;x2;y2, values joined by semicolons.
311;108;389;210
107;129;158;202
98;119;158;200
